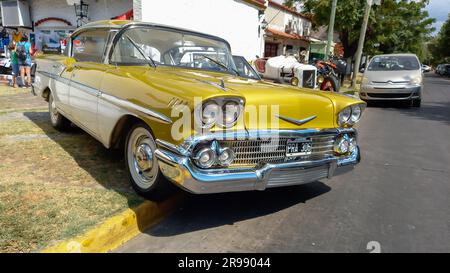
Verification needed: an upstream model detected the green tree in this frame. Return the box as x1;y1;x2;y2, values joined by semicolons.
428;13;450;65
286;0;435;59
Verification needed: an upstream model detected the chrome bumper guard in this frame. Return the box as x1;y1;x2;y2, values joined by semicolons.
155;130;361;194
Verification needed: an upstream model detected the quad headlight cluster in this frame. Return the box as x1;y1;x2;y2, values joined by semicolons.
192;141;235;169
334;134;357;155
338;104;365;126
197;97;244;129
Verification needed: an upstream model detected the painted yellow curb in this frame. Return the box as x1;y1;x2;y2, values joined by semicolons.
42;194;184;253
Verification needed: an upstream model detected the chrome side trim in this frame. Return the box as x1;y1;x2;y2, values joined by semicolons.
100;93;173;124
37;70;71;85
38;70;172;124
276;115;317;126
70;80;100;97
195;79;228;91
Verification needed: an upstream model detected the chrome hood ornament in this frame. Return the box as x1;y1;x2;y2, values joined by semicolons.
276;115;317;126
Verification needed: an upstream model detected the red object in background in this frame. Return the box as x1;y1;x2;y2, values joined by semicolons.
112;9;133;20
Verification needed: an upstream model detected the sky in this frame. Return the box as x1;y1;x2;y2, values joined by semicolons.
272;0;449;35
427;0;449;35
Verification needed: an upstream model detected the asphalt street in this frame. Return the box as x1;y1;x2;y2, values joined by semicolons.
117;73;450;253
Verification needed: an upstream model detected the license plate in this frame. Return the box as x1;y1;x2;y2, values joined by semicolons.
286;138;313;157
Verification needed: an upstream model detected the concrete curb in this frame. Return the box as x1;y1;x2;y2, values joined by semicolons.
42;194;184;253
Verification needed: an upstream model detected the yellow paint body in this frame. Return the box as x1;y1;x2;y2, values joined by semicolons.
36;21;365;147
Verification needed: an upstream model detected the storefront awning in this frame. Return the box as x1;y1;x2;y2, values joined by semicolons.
266;27;310;42
112;9;133;20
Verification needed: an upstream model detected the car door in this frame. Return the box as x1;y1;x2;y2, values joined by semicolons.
68;29;110;137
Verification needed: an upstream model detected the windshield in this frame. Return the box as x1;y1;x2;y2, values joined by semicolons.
368;56;420;71
111;27;237;74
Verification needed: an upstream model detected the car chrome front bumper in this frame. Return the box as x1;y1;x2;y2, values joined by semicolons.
154;132;360;194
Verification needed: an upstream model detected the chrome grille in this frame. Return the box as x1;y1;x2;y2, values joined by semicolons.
219;135;336;168
267;165;330;187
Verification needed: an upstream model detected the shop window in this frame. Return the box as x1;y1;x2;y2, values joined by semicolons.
264;43;278;58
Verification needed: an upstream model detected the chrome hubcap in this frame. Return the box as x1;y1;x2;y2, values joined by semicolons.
135;143;154;172
127;128;158;190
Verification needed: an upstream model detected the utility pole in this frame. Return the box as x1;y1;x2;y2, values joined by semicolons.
325;0;338;59
351;0;374;89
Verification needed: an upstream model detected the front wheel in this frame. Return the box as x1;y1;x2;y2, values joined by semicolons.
125;122;175;200
320;75;340;92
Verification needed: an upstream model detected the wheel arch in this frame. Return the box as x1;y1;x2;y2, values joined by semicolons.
109;114;156;150
42;87;51;102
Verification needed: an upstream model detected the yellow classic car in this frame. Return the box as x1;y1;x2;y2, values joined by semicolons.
32;20;365;199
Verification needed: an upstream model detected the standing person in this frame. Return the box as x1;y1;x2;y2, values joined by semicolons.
8;42;19;88
16;36;32;88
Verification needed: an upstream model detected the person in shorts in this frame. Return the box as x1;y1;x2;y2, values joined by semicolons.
8;42;19;88
15;36;32;88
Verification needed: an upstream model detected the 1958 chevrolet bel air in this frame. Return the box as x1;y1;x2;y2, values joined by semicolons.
32;20;365;199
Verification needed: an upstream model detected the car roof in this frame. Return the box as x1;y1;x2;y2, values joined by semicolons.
372;53;418;58
74;20;231;48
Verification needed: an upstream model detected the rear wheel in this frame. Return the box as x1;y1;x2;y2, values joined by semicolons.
125;122;175;200
320;75;340;92
48;92;70;130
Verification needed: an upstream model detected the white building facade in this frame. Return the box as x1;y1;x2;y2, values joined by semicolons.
133;0;267;61
263;0;311;61
0;0;132;52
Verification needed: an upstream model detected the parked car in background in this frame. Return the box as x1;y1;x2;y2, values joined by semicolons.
436;64;450;76
254;56;318;90
33;20;365;200
421;64;431;73
360;53;423;107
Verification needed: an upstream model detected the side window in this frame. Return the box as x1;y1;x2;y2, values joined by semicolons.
72;30;109;63
232;56;261;80
110;35;149;65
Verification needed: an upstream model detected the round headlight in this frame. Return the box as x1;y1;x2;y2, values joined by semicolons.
218;147;235;166
219;101;241;127
349;105;363;124
334;137;350;155
348;136;357;153
202;102;220;128
194;148;216;168
291;77;299;86
338;107;352;125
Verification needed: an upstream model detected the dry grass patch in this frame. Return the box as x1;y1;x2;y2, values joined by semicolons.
0;86;47;113
0;87;145;252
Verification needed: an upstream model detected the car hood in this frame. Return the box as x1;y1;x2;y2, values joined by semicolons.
138;66;363;131
364;70;421;83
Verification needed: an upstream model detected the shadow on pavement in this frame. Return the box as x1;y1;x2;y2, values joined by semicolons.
146;181;331;237
367;100;450;126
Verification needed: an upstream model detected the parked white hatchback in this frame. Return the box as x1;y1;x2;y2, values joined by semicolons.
360;54;423;107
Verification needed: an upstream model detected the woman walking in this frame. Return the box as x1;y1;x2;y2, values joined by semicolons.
15;36;32;88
